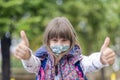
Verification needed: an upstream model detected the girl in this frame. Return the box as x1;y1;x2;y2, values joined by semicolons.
14;17;115;80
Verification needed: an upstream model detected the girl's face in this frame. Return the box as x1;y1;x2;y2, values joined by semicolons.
49;37;70;55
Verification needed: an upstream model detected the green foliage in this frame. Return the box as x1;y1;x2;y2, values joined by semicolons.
0;0;120;54
11;55;23;68
0;55;23;68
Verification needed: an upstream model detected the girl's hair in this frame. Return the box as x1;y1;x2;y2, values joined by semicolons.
43;17;79;51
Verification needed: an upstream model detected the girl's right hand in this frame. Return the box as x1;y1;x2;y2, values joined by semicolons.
14;30;31;60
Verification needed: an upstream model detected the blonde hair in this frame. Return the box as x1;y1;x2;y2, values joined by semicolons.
43;17;79;51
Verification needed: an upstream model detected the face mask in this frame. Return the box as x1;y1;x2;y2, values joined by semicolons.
50;45;70;55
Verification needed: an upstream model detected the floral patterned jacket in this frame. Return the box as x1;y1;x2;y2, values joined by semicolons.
22;45;106;80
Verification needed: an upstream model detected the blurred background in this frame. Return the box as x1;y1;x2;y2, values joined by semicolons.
0;0;120;80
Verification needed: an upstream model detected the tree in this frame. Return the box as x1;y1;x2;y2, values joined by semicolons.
1;32;11;80
1;0;120;53
0;0;120;79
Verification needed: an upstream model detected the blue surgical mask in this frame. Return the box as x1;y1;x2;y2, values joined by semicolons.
50;45;70;55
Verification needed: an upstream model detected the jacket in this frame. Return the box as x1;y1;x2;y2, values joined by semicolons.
22;45;106;80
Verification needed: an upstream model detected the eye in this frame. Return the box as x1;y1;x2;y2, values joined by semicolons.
51;38;58;42
62;39;68;41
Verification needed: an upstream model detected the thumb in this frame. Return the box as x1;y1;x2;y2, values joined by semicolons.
20;30;29;47
101;37;110;52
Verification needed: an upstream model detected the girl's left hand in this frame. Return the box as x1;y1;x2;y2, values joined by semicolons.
100;37;115;65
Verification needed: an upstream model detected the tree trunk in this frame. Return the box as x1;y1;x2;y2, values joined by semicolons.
1;33;11;80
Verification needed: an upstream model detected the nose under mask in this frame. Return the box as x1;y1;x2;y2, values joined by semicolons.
50;45;70;55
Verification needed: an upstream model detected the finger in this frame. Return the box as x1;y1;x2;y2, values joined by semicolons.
101;37;110;52
20;30;29;47
105;52;115;60
18;44;29;53
106;53;115;60
17;53;25;59
16;48;26;55
102;48;113;56
107;57;115;65
15;45;28;55
14;52;23;59
15;44;28;54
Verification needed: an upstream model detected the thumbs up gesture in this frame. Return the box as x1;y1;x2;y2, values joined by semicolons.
100;37;115;65
14;30;31;60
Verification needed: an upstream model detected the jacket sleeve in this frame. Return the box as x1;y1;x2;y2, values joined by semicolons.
21;50;41;74
81;52;108;74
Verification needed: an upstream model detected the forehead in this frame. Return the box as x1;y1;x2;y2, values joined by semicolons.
49;37;71;44
48;26;71;40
